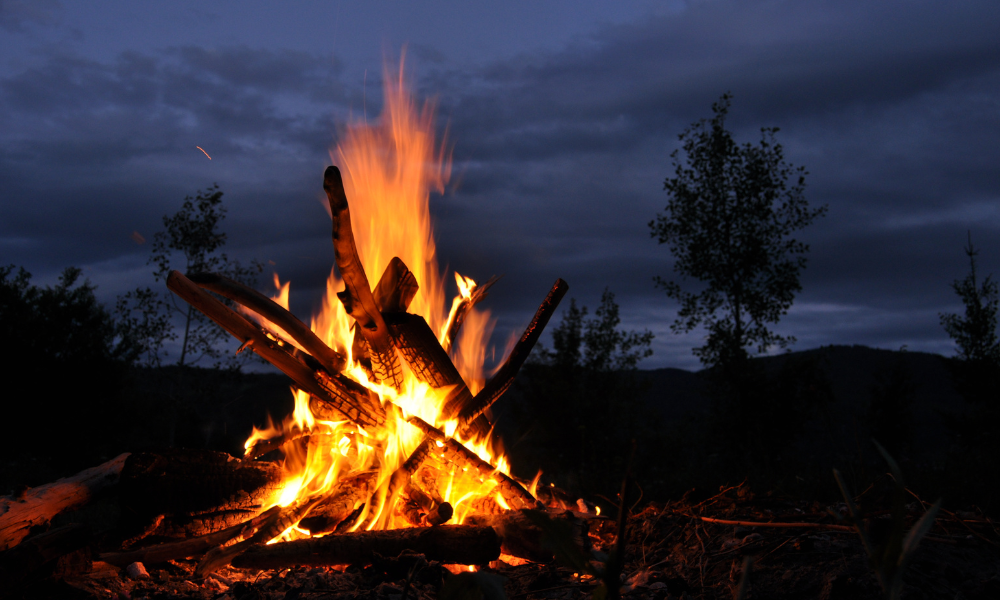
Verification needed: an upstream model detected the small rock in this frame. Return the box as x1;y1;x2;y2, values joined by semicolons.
126;562;150;580
742;533;763;544
649;582;668;590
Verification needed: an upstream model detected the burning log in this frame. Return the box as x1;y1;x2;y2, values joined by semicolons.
324;166;404;390
448;278;569;433
230;524;501;569
399;485;452;527
402;414;539;510
442;275;499;352
387;312;464;388
0;453;129;552
298;471;379;535
167;270;386;429
375;256;419;314
466;509;589;564
187;272;346;373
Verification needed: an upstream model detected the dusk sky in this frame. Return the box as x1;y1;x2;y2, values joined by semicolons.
2;1;999;370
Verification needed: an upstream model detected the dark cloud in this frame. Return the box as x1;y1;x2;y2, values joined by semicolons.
2;0;999;369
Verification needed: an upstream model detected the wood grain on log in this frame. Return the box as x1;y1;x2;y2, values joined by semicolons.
231;524;500;569
386;312;465;389
375;257;418;314
0;453;128;552
167;270;385;428
324;166;404;391
188;272;346;373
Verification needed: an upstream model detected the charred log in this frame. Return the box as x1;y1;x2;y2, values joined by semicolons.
231;524;501;569
167;270;386;429
298;471;378;535
187;271;346;373
0;453;128;552
387;312;465;389
324;166;404;390
442;275;499;352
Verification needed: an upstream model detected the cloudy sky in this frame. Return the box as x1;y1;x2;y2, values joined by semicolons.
2;0;999;370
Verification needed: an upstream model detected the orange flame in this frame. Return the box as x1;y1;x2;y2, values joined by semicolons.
244;60;533;539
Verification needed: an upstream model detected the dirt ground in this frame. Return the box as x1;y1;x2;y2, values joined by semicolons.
15;483;1000;600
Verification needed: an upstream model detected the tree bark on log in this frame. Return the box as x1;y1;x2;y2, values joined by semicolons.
298;471;378;535
230;524;501;569
167;270;385;429
374;257;418;314
0;453;128;552
187;271;346;373
324;165;404;391
387;312;465;389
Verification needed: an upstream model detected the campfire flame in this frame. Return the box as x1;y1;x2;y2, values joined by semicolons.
243;63;522;540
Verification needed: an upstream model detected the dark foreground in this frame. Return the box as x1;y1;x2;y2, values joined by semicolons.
11;483;999;600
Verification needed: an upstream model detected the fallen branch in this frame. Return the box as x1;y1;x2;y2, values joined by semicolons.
687;515;854;532
230;524;501;569
0;453;129;552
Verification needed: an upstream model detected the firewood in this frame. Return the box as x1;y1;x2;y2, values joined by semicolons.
99;506;281;567
402;414;540;510
466;509;589;564
0;453;129;552
167;270;386;428
450;278;569;433
375;256;418;314
324;165;404;390
119;450;282;537
387;312;465;389
298;471;378;535
442;275;499;352
187;272;346;373
230;524;501;569
0;523;92;588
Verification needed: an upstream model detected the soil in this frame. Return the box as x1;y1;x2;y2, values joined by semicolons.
10;483;1000;600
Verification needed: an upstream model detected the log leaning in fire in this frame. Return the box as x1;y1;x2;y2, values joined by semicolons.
167;270;385;429
450;278;569;433
0;453;129;552
230;524;501;570
187;271;346;373
403;414;540;510
350;256;420;372
324;165;404;390
387;312;465;389
298;471;378;535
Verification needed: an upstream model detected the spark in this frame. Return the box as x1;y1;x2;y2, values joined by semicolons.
196;146;212;160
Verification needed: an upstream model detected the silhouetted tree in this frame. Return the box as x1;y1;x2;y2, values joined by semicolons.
118;184;262;369
649;93;826;369
508;289;655;498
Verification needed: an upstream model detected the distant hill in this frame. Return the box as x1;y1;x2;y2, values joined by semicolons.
636;344;965;462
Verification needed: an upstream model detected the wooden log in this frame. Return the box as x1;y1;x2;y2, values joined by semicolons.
324;165;404;390
0;523;91;588
466;509;589;564
167;270;385;429
449;278;569;433
386;312;465;389
119;449;282;537
298;471;378;535
403;414;539;510
0;453;128;552
187;271;346;373
375;257;418;314
100;506;280;567
231;524;501;569
442;275;499;352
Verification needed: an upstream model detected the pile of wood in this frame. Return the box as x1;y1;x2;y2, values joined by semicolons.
0;165;584;592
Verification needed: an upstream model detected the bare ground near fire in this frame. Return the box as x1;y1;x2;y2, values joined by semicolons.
15;482;1000;600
